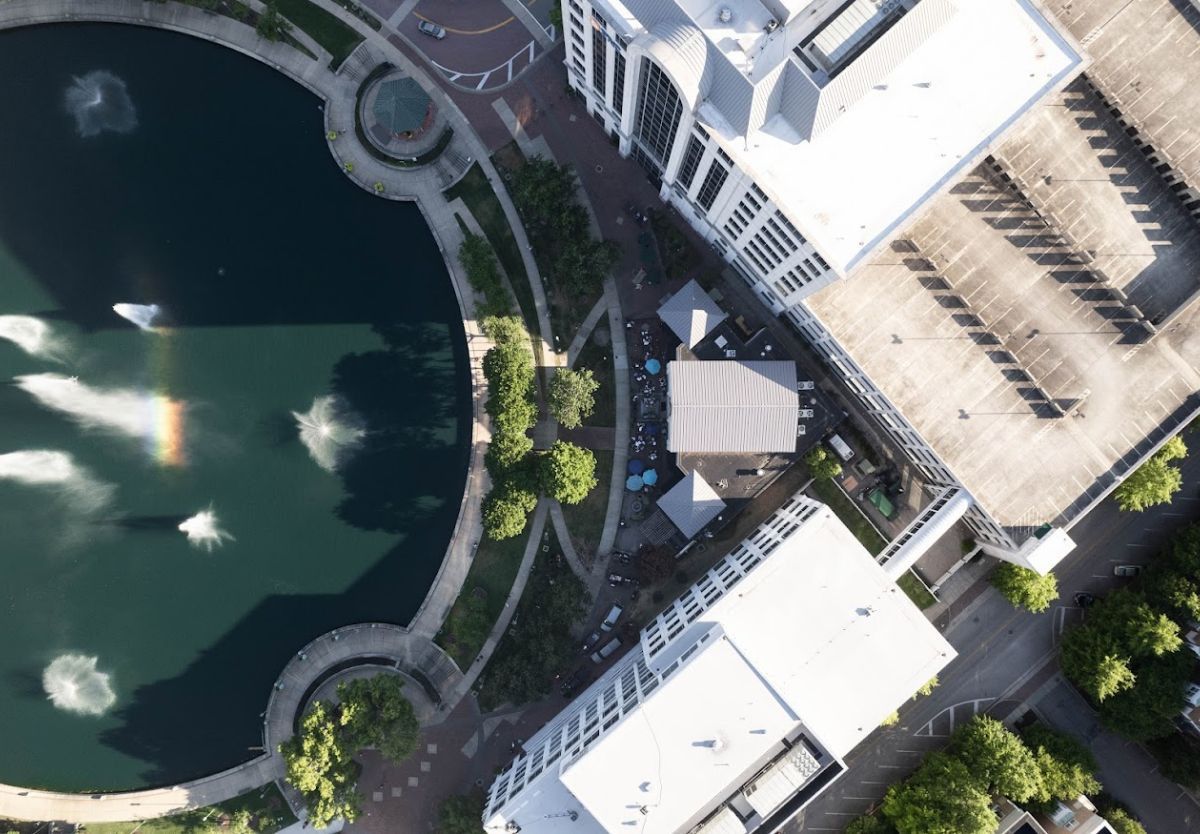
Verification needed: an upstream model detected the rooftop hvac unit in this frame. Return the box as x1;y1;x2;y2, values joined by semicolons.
718;7;732;23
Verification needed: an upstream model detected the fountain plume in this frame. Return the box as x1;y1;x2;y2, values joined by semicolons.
0;315;67;361
42;654;117;716
0;450;115;514
13;373;186;465
179;508;234;552
293;395;365;472
64;71;137;137
111;303;162;331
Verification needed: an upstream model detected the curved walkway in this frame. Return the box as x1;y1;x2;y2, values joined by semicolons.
0;0;538;822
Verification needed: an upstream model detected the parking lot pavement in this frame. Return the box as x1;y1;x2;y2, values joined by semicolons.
401;0;549;90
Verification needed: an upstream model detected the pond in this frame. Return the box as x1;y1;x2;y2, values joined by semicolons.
0;23;470;790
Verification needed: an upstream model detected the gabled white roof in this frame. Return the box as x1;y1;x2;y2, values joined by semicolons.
657;278;728;347
668;360;799;452
657;469;727;537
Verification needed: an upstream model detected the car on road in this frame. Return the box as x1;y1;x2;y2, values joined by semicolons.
417;20;447;39
1113;564;1143;578
590;637;622;664
600;603;624;631
1073;592;1096;608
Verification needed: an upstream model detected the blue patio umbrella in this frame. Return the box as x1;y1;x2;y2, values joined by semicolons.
625;474;644;491
628;459;645;475
642;468;659;486
645;358;662;374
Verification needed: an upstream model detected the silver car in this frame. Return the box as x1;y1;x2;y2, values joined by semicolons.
418;20;446;39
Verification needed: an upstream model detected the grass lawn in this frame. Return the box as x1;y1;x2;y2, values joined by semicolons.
436;527;530;670
444;164;540;341
573;318;615;427
897;570;938;609
80;784;295;834
274;0;363;68
807;478;887;555
560;449;613;561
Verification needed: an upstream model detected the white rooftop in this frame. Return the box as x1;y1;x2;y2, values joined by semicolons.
561;630;797;834
688;0;1081;275
657;469;727;538
667;360;799;453
483;496;955;834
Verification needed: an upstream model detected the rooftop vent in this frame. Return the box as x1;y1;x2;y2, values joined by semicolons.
718;7;732;23
765;18;779;33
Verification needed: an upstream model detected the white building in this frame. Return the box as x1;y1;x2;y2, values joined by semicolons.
482;492;955;834
562;0;1099;571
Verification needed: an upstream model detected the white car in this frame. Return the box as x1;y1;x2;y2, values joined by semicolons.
417;20;446;39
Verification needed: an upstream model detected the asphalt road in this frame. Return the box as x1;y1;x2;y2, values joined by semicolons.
791;448;1200;834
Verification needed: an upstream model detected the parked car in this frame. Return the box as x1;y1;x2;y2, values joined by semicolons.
580;631;600;653
1113;565;1143;578
1073;592;1096;608
590;637;622;664
417;20;447;39
827;433;855;462
600;603;624;631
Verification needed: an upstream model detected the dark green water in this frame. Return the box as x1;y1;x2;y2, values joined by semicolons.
0;24;470;789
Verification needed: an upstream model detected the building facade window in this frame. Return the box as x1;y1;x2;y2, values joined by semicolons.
592;26;607;97
633;58;683;173
612;51;626;115
676;135;705;190
696;160;729;211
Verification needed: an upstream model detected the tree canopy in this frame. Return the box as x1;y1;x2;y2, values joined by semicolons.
948;716;1044;803
1115;435;1186;511
336;674;419;762
280;701;360;829
280;673;423;828
540;441;597;505
1101;808;1147;834
1021;724;1102;804
548;368;600;430
437;791;486;834
804;446;843;481
991;563;1059;613
882;752;996;834
481;482;538;539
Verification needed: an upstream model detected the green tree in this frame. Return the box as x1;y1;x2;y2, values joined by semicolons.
540;441;597;504
991;563;1059;613
914;676;939;699
1147;733;1200;790
228;808;254;834
481;315;528;346
1061;626;1136;702
881;752;996;834
804;446;842;481
1021;724;1101;804
459;233;510;316
1098;650;1193;740
1115;435;1186;511
437;791;485;834
337;674;420;762
255;1;291;41
948;716;1045;803
553;238;620;293
1145;570;1200;623
485;430;534;472
482;482;538;539
548;368;600;429
510;157;580;241
1101;808;1147;834
845;815;897;834
279;701;360;829
1102;591;1182;658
